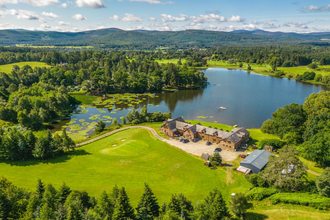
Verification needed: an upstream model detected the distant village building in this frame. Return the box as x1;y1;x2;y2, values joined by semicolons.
161;117;250;151
238;150;272;174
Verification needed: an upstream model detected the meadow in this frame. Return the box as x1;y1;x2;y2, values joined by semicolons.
0;128;251;206
0;61;51;73
15;44;94;49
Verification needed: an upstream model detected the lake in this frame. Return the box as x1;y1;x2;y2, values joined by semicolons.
59;68;328;139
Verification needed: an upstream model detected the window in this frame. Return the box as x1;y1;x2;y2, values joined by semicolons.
213;139;216;141
202;136;204;138
223;144;225;146
228;141;231;144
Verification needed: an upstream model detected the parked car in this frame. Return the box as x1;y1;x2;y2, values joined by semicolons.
182;139;189;143
206;141;212;146
214;148;221;152
239;154;247;159
179;138;183;142
192;138;198;142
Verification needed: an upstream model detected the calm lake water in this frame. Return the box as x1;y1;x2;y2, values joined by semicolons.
60;68;328;138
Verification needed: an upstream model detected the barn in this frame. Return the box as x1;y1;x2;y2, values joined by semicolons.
239;150;272;174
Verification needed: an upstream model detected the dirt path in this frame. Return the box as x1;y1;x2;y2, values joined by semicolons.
307;169;321;176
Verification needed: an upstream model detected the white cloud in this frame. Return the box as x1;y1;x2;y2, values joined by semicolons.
20;0;60;7
286;22;308;29
57;21;70;26
76;0;105;8
6;9;43;21
127;0;173;4
302;4;330;12
72;13;87;21
60;3;67;8
42;11;59;18
110;13;142;22
0;0;18;7
160;14;188;22
262;22;281;29
149;16;156;21
40;23;50;30
190;14;244;23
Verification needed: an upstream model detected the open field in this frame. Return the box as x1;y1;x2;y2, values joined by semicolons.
0;62;51;73
0;128;251;205
15;44;94;49
246;203;330;220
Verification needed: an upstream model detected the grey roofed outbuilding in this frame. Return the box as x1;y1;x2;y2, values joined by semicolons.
201;153;210;161
240;150;272;174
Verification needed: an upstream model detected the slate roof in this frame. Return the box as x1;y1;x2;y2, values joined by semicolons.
217;129;230;138
226;133;241;144
196;125;207;133
188;125;197;134
232;127;250;136
241;150;272;171
205;127;218;135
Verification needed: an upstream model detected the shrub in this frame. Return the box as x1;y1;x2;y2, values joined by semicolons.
245;174;266;187
275;71;285;77
258;139;286;149
308;63;318;69
246;187;277;201
268;193;330;210
296;74;303;81
315;74;323;82
302;71;316;80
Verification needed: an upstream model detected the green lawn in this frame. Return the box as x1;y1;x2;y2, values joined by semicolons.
246;203;330;220
0;62;51;73
0;128;251;206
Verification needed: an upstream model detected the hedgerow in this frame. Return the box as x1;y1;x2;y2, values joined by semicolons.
246;187;277;201
269;193;330;210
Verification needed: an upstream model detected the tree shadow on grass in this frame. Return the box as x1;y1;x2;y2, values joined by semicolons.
244;212;269;220
0;149;92;167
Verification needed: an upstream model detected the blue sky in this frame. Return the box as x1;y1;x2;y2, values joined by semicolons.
0;0;330;32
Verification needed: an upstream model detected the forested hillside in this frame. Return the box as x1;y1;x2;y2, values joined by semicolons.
2;29;330;49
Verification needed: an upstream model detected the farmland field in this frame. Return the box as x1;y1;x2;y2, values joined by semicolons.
0;128;251;205
0;62;51;73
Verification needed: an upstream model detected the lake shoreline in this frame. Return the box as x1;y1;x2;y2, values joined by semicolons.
197;65;330;88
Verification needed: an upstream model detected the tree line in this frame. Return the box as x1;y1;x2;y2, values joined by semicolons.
0;128;75;161
261;90;330;167
0;177;250;220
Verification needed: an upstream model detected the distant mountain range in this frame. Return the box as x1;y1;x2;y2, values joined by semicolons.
1;28;330;49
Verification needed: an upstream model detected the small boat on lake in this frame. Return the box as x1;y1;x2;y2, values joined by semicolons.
219;106;226;110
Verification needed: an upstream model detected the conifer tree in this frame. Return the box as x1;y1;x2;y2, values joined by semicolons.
0;190;11;220
57;182;72;204
25;131;37;157
36;179;45;200
39;203;54;220
203;188;230;220
112;187;135;220
111;185;120;205
43;183;58;211
96;191;114;219
136;183;159;219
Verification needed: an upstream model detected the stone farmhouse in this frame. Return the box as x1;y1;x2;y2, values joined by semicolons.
161;117;250;151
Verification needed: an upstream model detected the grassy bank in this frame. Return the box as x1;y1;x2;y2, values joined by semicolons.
0;128;251;205
0;62;51;73
154;59;330;86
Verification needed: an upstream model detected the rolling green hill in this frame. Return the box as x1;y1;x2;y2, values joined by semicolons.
1;28;330;49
